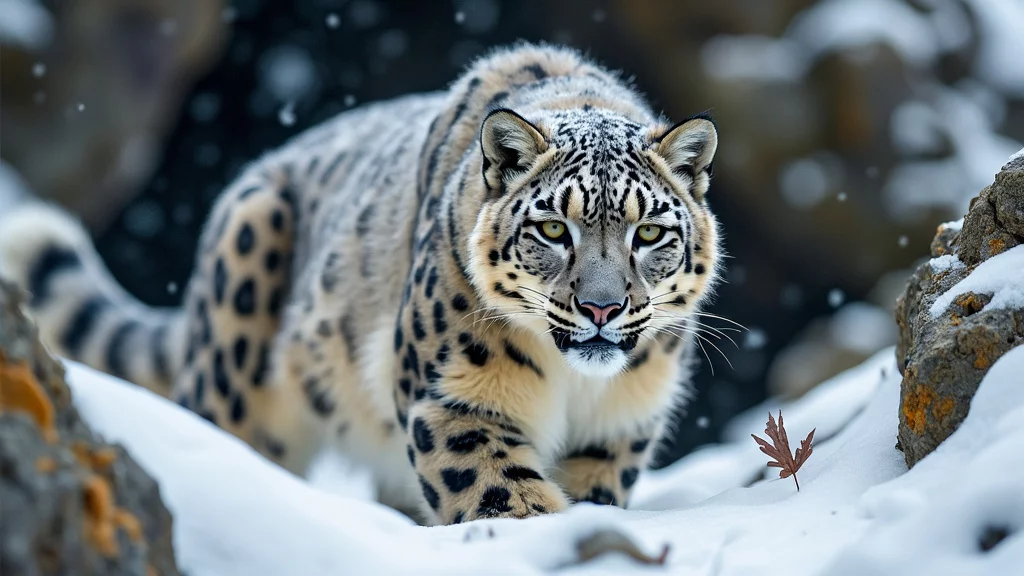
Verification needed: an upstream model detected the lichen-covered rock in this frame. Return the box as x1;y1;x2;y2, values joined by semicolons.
895;156;1024;468
0;279;179;575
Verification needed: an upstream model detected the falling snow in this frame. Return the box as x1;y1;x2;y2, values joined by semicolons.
278;101;297;127
828;288;846;308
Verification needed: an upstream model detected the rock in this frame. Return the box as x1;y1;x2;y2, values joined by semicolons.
0;279;179;575
0;0;226;231
895;156;1024;468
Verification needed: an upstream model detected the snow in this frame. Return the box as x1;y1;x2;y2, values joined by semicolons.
829;303;897;354
827;288;846;308
696;0;1023;223
928;254;965;273
964;0;1024;97
890;100;944;155
787;0;940;68
258;45;317;102
779;157;830;209
1012;147;1024;162
930;245;1024;318
0;0;53;49
827;345;1024;574
941;218;964;232
61;317;1024;573
0;161;31;209
883;87;1021;222
700;36;807;83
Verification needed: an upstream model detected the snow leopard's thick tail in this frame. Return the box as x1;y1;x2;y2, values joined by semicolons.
0;203;186;396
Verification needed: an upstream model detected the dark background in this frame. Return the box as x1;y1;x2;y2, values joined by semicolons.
4;0;1022;465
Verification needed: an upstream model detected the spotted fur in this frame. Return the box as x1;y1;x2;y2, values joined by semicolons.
0;43;722;524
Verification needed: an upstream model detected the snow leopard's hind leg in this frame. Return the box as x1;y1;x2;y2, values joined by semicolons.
173;165;324;473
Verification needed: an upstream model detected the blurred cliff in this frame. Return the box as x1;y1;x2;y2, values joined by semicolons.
0;0;226;229
1;0;1021;463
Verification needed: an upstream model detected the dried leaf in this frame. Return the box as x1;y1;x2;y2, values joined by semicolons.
751;410;815;491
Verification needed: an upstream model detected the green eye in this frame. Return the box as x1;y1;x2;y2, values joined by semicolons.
636;224;663;245
540;221;567;241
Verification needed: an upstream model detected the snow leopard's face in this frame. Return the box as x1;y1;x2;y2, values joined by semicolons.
471;107;721;377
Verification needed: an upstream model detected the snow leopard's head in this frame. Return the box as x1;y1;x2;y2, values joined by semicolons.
469;106;722;377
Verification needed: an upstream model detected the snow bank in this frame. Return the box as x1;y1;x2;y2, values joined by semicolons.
828;345;1024;575
64;341;1024;575
930;245;1024;317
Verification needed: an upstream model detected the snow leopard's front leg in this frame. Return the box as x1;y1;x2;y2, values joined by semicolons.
407;401;569;524
552;427;658;508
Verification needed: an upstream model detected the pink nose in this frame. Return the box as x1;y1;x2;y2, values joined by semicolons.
577;301;623;327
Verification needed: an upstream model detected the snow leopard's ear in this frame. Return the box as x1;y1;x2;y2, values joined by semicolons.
480;109;547;193
651;113;718;200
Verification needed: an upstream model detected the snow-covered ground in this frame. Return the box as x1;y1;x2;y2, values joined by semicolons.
63;342;1024;576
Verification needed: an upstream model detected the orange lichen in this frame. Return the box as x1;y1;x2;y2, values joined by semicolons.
0;353;58;442
83;474;119;556
35;455;57;473
90;447;118;469
71;441;92;467
950;313;961;326
932;396;956;424
989;237;1006;256
113;509;143;542
953;293;987;316
83;472;147;556
903;384;934;436
974;347;992;370
71;442;118;470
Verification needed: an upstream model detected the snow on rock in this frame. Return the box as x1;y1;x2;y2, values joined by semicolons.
699;35;808;83
928;254;965;273
63;341;1024;575
929;245;1024;318
883;86;1021;221
941;218;965;232
964;0;1024;97
787;0;939;68
1012;147;1024;162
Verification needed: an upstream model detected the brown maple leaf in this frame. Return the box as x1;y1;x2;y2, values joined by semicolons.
751;410;815;491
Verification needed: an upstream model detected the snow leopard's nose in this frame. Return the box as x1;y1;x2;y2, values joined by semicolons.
575;297;626;327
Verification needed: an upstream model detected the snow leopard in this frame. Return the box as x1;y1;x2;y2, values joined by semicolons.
0;43;721;525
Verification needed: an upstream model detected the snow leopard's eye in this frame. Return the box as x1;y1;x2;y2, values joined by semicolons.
539;221;568;242
633;224;664;247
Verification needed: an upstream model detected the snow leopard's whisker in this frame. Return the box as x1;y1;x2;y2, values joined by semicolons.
649;289;690;304
472;309;545;329
650;322;734;372
651;311;740;347
514;285;550;302
462;303;542;323
647;325;716;375
691;311;749;332
665;325;734;371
